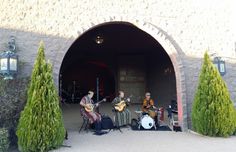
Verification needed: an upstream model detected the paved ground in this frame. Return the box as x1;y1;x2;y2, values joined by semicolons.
12;103;236;152
51;129;236;152
54;103;236;152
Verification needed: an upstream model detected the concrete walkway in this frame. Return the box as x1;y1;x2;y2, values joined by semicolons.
57;103;236;152
51;129;236;152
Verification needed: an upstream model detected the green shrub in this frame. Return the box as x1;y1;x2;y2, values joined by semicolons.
234;109;236;135
0;77;29;146
16;42;65;152
192;52;236;137
0;128;10;152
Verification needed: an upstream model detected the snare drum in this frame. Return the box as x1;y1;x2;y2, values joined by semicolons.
140;114;154;129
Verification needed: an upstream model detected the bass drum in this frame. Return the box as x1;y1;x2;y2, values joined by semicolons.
140;115;154;129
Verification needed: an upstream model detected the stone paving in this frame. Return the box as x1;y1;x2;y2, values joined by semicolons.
52;129;236;152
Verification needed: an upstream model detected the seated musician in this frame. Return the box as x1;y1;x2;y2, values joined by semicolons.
142;92;158;124
112;91;131;127
80;91;106;135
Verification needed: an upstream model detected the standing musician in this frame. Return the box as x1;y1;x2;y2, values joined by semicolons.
80;91;106;135
112;91;131;127
142;92;158;124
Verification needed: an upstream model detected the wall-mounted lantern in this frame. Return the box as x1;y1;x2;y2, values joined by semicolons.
213;57;226;76
0;36;18;80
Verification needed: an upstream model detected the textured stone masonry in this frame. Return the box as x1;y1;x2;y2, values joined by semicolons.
1;0;236;130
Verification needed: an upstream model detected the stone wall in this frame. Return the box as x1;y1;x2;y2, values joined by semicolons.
1;0;236;130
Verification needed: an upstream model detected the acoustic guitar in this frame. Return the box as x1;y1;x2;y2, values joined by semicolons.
85;98;106;112
114;96;132;112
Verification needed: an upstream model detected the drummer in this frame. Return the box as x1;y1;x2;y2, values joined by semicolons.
142;92;158;124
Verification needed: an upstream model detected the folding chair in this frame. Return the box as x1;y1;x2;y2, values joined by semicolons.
167;105;180;131
79;108;90;133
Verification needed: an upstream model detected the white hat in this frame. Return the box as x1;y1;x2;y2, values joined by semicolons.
88;91;94;95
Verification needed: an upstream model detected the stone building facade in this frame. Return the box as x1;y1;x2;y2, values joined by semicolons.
0;0;236;131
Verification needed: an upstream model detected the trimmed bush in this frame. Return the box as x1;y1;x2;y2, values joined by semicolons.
0;128;10;152
16;42;65;152
0;77;29;147
234;110;236;135
192;52;236;137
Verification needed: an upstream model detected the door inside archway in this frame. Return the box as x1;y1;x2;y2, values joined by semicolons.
59;22;177;130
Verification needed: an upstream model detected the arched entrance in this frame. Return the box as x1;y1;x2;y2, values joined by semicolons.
58;21;187;131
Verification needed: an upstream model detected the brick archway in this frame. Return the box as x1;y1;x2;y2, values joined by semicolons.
53;19;187;131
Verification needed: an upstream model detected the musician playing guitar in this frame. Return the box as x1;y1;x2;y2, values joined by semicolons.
142;92;158;125
112;91;131;127
80;91;107;135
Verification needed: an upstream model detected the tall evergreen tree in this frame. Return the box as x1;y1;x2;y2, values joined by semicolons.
192;52;236;137
16;42;65;152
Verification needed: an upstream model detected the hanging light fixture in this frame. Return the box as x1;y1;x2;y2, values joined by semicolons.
0;36;19;80
94;35;104;44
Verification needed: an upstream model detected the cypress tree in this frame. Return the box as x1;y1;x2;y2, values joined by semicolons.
192;52;236;137
16;42;65;152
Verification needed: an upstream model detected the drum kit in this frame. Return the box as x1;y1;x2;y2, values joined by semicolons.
135;110;159;130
